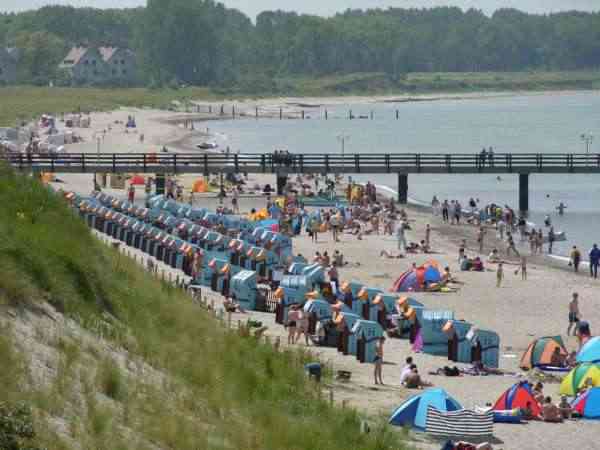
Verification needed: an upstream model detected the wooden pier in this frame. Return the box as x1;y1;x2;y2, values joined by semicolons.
5;152;600;212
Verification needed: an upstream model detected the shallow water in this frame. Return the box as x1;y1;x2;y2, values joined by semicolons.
204;92;600;257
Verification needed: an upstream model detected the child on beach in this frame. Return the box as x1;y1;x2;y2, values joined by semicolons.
458;239;466;263
374;337;385;385
514;256;527;280
496;262;504;287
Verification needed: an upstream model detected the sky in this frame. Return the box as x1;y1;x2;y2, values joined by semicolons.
1;0;599;19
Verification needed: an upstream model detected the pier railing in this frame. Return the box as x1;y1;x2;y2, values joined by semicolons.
3;152;600;174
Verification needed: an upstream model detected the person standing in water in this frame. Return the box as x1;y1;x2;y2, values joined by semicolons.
556;202;567;216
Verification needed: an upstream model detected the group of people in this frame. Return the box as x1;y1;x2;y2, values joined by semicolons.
399;356;433;389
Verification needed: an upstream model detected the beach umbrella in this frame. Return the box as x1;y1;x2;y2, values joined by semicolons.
389;388;462;430
560;363;600;396
520;336;568;370
130;175;145;185
577;336;600;364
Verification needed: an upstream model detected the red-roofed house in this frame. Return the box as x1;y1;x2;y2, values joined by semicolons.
60;46;136;85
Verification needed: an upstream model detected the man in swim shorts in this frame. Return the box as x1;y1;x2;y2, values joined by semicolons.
567;292;580;336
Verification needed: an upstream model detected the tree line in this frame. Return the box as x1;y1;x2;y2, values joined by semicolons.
1;2;599;86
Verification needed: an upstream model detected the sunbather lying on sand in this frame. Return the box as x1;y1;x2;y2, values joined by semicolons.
380;250;405;259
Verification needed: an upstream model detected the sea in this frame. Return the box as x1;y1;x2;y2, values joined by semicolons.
203;91;600;258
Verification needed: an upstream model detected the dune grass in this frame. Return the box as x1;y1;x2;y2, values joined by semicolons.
0;86;216;126
0;164;406;449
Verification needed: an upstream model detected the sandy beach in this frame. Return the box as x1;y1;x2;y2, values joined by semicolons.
49;105;600;450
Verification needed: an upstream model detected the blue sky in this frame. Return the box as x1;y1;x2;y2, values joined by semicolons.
2;0;599;19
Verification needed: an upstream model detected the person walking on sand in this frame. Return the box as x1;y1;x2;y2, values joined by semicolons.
477;226;485;253
548;226;556;254
518;256;527;280
454;201;462;225
567;293;581;336
127;184;135;203
570;246;582;272
589;244;600;279
497;218;506;241
442;200;449;223
374;337;385;385
396;221;407;254
330;211;340;242
231;187;240;214
496;262;504;288
506;232;520;257
425;224;431;248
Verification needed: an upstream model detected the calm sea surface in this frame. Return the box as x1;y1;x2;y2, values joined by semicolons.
206;92;600;257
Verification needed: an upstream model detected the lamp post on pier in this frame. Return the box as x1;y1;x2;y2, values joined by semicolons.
337;133;350;170
581;132;593;167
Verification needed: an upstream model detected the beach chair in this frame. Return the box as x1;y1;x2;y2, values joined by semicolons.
352;320;384;363
420;310;455;356
334;312;362;356
469;328;500;368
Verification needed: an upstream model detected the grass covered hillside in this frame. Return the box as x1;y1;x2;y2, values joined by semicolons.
0;165;406;450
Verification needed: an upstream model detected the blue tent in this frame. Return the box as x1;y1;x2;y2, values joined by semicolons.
389;388;462;430
577;336;600;364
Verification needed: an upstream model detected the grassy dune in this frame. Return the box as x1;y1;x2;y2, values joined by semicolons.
0;165;405;449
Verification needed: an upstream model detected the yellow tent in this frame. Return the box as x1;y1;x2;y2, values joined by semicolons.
560;363;600;396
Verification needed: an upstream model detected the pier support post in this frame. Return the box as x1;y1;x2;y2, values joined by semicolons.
519;173;529;213
397;173;408;204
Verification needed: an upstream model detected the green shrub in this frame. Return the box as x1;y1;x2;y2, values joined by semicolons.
0;402;45;450
97;358;125;402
